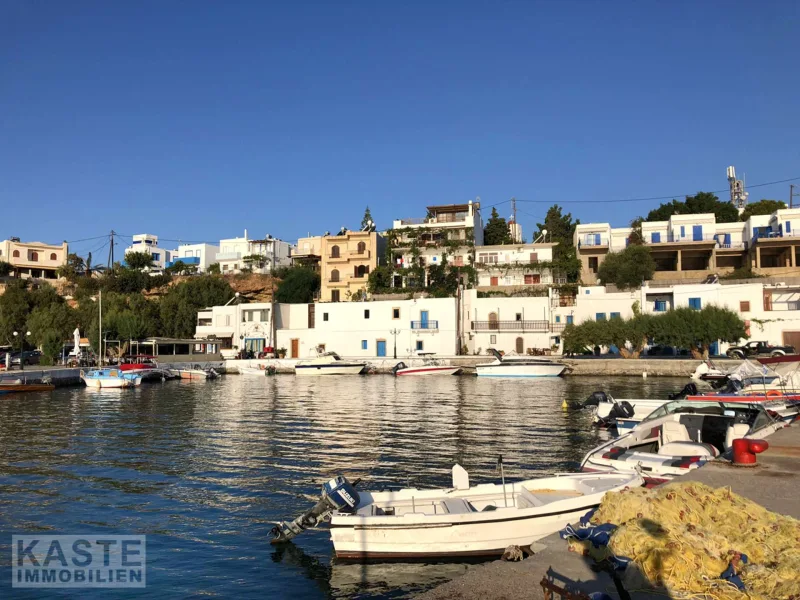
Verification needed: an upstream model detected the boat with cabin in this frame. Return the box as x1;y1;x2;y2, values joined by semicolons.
270;466;642;559
475;349;565;378
80;368;143;388
392;353;461;376
295;348;366;376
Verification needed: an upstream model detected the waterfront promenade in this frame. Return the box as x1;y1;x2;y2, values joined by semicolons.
419;423;800;600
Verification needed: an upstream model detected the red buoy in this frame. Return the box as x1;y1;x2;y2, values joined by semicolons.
732;439;769;465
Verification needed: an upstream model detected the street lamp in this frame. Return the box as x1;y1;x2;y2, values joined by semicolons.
389;328;400;359
12;331;31;371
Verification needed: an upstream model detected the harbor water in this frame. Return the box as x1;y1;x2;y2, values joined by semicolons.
0;375;687;599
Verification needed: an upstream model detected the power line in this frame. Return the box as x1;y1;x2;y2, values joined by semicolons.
66;234;110;244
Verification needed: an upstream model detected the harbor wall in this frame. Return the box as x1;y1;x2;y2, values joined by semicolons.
0;367;82;386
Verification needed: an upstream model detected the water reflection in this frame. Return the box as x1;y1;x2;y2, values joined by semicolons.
0;374;685;599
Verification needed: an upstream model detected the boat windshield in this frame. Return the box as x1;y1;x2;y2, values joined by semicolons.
327;352;342;360
641;399;764;426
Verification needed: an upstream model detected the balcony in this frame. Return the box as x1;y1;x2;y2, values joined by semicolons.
327;254;348;263
578;236;608;248
327;279;347;287
648;233;716;244
471;320;549;332
411;320;439;330
347;250;371;259
550;323;567;332
215;251;241;261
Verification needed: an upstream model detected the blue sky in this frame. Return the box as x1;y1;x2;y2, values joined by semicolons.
2;1;799;258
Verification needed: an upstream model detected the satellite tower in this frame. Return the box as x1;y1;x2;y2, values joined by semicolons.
727;166;749;213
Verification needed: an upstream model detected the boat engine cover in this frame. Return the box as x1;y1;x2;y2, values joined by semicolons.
583;391;608;407
323;476;360;513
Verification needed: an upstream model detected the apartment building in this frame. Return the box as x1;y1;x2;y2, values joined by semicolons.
216;230;292;274
319;231;385;302
195;301;273;357
0;237;69;280
576;208;800;284
124;234;176;270
168;243;220;272
390;200;483;287
475;242;563;290
292;235;324;271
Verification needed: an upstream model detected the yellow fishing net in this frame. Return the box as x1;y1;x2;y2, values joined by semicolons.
567;482;800;600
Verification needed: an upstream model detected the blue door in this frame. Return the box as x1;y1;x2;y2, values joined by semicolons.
710;341;719;356
377;340;387;357
594;233;601;245
420;311;429;329
724;233;731;247
651;232;661;243
693;225;703;241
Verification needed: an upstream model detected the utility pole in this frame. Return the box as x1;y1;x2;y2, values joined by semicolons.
791;184;800;209
107;230;116;269
511;197;517;226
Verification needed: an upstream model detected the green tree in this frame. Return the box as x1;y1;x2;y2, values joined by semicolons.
0;282;31;347
159;276;235;338
0;261;12;277
124;251;155;270
26;301;76;348
646;191;739;223
534;205;581;282
596;245;655;289
361;206;374;229
40;331;64;366
740;199;787;222
207;263;221;274
274;268;320;303
57;253;85;281
483;208;511;245
628;217;645;245
658;305;745;359
367;265;394;293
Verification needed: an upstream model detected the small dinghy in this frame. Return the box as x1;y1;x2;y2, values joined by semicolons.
270;466;642;560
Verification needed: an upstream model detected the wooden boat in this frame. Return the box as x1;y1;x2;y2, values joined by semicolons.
393;354;461;376
581;399;784;486
0;379;55;394
271;467;642;560
81;368;143;388
475;349;565;378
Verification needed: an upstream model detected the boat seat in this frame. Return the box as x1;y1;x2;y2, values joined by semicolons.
725;423;751;449
661;421;691;445
657;441;718;457
515;487;545;509
441;498;473;514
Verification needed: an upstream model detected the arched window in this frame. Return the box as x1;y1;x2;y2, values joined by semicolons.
356;265;367;277
488;312;499;330
50;253;57;260
516;337;524;354
357;241;366;254
30;251;38;262
330;245;340;258
13;250;20;258
330;269;340;282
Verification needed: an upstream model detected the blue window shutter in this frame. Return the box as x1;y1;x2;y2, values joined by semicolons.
787;222;792;233
596;313;606;321
555;315;561;323
689;298;701;310
655;300;666;312
610;312;621;319
585;290;590;295
724;233;731;246
651;232;661;243
566;315;574;325
692;225;703;241
680;226;685;237
361;340;367;350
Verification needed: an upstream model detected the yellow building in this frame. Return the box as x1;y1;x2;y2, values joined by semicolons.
0;237;68;280
319;231;385;302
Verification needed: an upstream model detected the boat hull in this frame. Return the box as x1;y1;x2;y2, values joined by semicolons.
476;363;565;378
80;372;142;388
395;366;461;376
0;384;55;394
295;364;365;376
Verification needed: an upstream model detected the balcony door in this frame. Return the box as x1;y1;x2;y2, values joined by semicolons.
488;312;499;330
693;225;703;241
420;311;429;329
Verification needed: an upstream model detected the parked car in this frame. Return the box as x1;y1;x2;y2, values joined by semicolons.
726;341;795;359
11;350;42;366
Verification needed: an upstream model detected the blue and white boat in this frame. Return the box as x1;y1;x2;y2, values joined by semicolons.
80;368;143;388
475;349;566;378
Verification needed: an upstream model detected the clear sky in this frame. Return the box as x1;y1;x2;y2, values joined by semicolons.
2;1;799;258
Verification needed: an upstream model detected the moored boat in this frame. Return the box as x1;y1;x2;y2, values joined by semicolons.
270;466;643;559
475;349;565;378
80;368;142;388
393;354;461;376
295;349;366;376
0;378;55;394
169;367;218;380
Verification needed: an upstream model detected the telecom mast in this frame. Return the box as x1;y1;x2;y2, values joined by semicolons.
727;166;749;213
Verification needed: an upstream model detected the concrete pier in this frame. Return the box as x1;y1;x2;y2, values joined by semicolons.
0;366;82;386
418;423;800;599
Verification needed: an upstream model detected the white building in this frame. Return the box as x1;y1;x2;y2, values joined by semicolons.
169;243;220;272
216;230;292;274
275;297;458;358
195;301;273;357
475;243;562;289
124;234;176;270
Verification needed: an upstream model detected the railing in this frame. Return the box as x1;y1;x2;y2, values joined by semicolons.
550;323;566;332
397;217;428;225
578;237;608;247
411;320;439;330
716;241;746;249
471;320;549;331
214;252;241;261
555;296;577;307
649;233;717;243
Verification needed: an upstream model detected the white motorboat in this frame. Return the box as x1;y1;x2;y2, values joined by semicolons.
581;399;784;486
238;365;268;376
270;467;643;559
80;368;143;388
295;350;366;376
169;368;218;380
392;354;461;376
475;349;565;378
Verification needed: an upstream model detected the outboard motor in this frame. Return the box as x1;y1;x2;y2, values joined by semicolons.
392;362;407;375
581;391;609;408
270;476;360;544
608;400;635;420
668;382;698;400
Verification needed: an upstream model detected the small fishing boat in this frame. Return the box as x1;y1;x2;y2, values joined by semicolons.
581;399;784;486
393;354;461;376
475;349;565;378
238;365;269;376
0;378;55;394
270;466;643;559
295;349;366;376
80;368;143;388
169;367;218;380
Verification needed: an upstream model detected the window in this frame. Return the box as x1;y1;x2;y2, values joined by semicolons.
651;232;661;243
152;253;160;261
504;276;513;285
555;315;561;323
566;315;574;325
330;245;340;258
610;312;621;319
490;335;497;344
330;269;340;282
585;289;590;295
477;253;498;264
596;313;607;321
654;300;667;312
787;222;792;233
13;250;20;258
30;251;38;262
323;312;329;321
524;274;541;285
331;290;340;302
529;253;538;263
740;301;750;312
357;241;366;254
515;313;522;321
364;310;370;319
680;226;685;238
222;264;229;271
50;253;57;260
225;315;231;326
415;340;424;351
554;336;561;345
588;257;599;273
361;340;368;350
392;308;400;319
688;298;702;310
